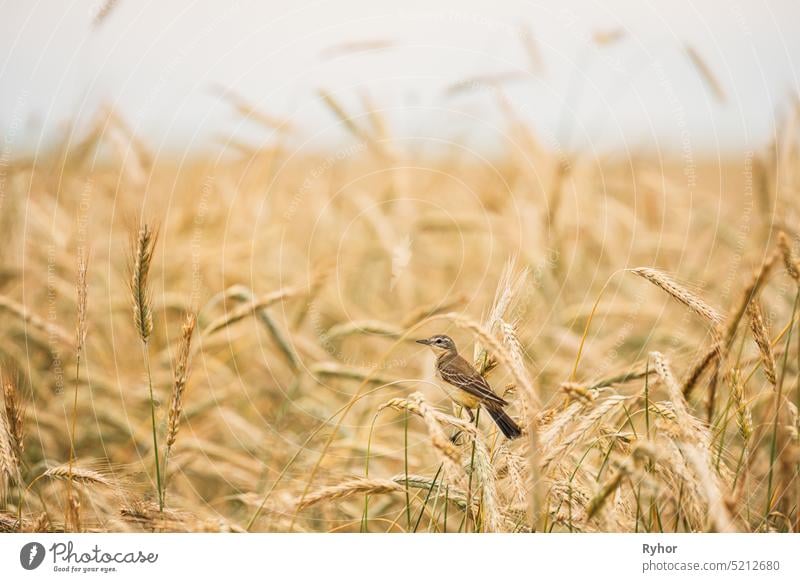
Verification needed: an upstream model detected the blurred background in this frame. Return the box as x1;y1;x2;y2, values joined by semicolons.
1;0;799;156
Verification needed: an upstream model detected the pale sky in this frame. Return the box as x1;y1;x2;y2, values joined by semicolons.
1;0;798;156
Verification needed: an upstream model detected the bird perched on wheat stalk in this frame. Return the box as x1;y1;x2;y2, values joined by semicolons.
416;334;522;439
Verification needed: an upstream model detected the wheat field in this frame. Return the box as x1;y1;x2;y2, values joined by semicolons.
1;97;799;533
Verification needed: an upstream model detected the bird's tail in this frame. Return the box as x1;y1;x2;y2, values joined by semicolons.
485;405;522;439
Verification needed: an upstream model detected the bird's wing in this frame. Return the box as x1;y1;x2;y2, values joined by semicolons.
439;355;508;407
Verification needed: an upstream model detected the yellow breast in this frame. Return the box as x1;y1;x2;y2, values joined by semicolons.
436;372;480;409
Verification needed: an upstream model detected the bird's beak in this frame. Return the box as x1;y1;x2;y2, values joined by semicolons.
415;338;430;345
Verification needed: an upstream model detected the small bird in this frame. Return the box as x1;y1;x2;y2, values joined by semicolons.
416;334;522;439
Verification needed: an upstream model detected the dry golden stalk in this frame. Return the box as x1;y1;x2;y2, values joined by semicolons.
92;0;119;28
291;263;331;329
722;250;778;349
630;268;723;326
593;28;627;46
76;250;89;348
474;259;528;368
129;222;162;511
378;397;422;416
295;477;404;511
747;301;777;386
778;231;800;282
324;319;403;341
472;437;502;532
66;489;81;533
378;398;474;433
652;352;694;423
129;224;158;344
29;513;49;533
682;342;721;398
495;444;527;507
0;412;21;501
559;381;597;404
202;285;306;338
400;295;467;328
222;286;299;370
587;459;632;519
772;392;798;521
730;370;753;441
212;84;293;132
43;464;114;487
710;251;779;419
0;295;74;347
67;249;89;530
309;362;397;386
0;512;21;532
166;312;197;450
408;392;466;489
2;378;24;458
318;89;389;160
160;312;197;508
545;157;570;237
685;45;726;103
499;320;528;376
683;445;736;532
540;395;628;470
652;352;736;531
120;500;187;532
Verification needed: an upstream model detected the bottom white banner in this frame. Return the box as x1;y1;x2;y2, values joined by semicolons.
1;533;797;581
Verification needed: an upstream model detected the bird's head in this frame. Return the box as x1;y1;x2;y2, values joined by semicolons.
416;334;457;355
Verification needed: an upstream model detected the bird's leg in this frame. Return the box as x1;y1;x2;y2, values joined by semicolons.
465;407;475;422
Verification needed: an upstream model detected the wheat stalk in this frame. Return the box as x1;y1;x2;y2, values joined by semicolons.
129;224;157;344
471;436;501;532
67;250;89;531
778;231;800;282
682;342;721;397
92;0;119;28
541;395;628;470
43;464;114;488
166;312;196;451
0;295;74;346
587;459;632;520
748;301;777;386
474;259;528;368
295;478;404;511
162;312;196;506
630;268;723;326
2;378;24;459
408;392;466;489
0;411;21;505
129;222;162;510
378;397;474;433
685;45;726;103
683;445;736;532
201;285;307;339
722;251;778;349
730;370;753;442
652;352;736;531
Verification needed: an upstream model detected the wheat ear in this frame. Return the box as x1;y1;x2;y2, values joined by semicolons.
67;250;88;531
129;222;163;510
630;268;723;327
747;301;777;387
163;312;196;505
778;231;800;282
